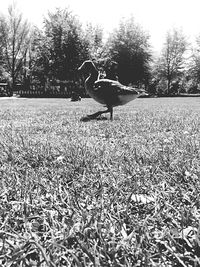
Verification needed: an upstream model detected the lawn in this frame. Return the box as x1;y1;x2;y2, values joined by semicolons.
0;97;200;266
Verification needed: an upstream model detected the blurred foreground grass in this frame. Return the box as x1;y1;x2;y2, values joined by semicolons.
0;97;200;266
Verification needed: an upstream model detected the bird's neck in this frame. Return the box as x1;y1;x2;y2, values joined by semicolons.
85;69;99;86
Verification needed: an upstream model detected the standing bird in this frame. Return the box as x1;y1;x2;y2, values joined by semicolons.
78;60;146;121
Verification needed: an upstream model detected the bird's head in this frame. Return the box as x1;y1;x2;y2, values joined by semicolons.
78;60;98;73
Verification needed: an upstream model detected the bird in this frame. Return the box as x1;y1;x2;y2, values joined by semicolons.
78;60;147;121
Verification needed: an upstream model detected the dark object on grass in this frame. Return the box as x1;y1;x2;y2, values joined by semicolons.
71;92;81;102
78;60;146;120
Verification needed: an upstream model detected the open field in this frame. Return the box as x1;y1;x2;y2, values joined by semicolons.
0;97;200;266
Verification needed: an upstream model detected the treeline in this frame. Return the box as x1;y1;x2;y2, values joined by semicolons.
0;4;200;96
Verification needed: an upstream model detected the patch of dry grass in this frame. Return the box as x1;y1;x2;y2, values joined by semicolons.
0;97;200;266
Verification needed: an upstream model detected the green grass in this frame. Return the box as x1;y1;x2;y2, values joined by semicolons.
0;97;200;266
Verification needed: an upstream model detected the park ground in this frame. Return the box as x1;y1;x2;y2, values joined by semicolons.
0;97;200;266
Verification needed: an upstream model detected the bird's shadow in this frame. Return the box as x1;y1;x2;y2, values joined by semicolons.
80;115;108;122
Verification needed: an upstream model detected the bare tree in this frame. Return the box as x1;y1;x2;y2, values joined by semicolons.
0;3;30;95
189;35;200;84
157;28;188;94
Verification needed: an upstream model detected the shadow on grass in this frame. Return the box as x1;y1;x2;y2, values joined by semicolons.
80;115;108;122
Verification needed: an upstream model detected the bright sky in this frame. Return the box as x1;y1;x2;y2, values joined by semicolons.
1;0;200;53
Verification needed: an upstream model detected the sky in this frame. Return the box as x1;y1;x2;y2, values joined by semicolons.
1;0;200;53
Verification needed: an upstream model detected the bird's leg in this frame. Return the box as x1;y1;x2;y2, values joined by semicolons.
109;107;113;120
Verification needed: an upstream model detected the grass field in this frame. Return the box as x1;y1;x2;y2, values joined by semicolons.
0;97;200;266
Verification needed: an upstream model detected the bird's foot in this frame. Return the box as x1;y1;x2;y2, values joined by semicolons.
80;115;92;122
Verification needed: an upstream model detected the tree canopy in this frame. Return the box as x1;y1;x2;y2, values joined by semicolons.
107;16;152;86
43;9;89;82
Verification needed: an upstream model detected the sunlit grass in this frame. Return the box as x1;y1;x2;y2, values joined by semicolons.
0;97;200;266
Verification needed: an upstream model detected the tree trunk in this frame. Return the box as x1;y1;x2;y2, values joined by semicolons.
10;74;14;97
167;77;171;95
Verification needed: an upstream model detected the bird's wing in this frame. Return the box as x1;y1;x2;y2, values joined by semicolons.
94;79;118;92
94;79;139;95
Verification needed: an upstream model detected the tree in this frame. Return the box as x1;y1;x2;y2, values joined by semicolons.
188;36;200;85
84;23;104;60
106;16;152;86
156;28;188;94
43;8;89;82
0;3;30;95
25;27;52;85
83;23;116;79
